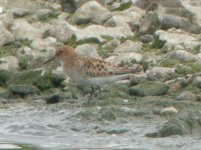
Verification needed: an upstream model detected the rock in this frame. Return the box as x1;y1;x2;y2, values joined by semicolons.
0;7;4;14
129;81;169;96
139;12;159;34
71;1;112;25
105;52;142;66
105;6;143;27
114;40;142;53
48;20;75;43
104;39;120;48
177;91;197;101
161;107;178;115
168;81;183;93
146;67;176;81
11;19;43;40
168;50;197;62
158;14;192;31
0;56;18;71
31;37;57;51
140;35;153;43
0;22;15;46
75;24;134;42
155;29;200;51
75;44;100;59
146;113;201;138
32;8;57;21
9;85;39;97
0;13;14;29
6;7;31;17
192;76;201;88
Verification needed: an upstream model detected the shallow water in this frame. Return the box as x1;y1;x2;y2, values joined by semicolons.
0;102;201;150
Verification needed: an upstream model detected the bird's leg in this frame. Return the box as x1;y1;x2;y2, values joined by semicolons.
85;86;101;105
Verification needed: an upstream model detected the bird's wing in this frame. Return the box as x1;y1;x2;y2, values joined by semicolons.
75;56;135;78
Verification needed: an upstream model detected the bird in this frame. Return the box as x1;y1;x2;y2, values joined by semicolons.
44;45;137;101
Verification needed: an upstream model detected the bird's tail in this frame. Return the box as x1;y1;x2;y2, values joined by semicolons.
113;66;140;75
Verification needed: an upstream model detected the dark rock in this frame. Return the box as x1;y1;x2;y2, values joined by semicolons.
129;81;169;96
46;94;60;104
140;35;153;43
9;85;39;98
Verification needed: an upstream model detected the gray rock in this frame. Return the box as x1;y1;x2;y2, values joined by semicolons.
140;34;153;43
168;50;197;62
0;13;14;29
0;56;19;71
104;39;120;48
177;91;197;101
105;6;143;27
0;22;14;46
11;19;43;40
158;13;192;31
105;52;142;65
114;40;142;53
146;114;199;137
146;67;176;81
6;7;31;17
75;24;134;42
192;76;201;88
75;44;100;59
155;29;200;51
139;12;159;34
129;81;169;96
31;37;57;51
71;1;112;25
48;20;75;43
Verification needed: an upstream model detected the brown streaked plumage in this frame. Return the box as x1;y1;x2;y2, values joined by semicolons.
44;45;137;98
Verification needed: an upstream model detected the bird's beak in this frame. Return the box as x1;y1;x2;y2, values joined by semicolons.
43;55;56;64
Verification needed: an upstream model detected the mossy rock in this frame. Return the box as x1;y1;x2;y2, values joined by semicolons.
151;35;166;49
9;85;39;97
0;70;12;87
146;113;200;137
129;81;170;96
111;1;132;11
33;72;65;91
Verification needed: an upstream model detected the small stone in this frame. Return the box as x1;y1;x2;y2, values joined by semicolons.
0;22;14;46
140;35;153;43
75;44;100;59
177;91;197;101
114;40;142;53
161;107;178;115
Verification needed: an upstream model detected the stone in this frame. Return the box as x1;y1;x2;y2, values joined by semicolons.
6;7;31;17
114;40;142;53
177;91;197;101
0;22;14;46
105;52;142;66
0;56;18;71
155;29;200;51
168;81;183;93
161;107;178;115
129;81;169;96
75;24;134;42
0;13;14;29
75;44;100;59
11;19;43;40
140;34;153;43
9;85;39;97
168;50;197;62
31;37;57;51
71;1;112;25
105;6;143;27
48;20;75;43
192;76;201;88
146;67;176;81
146;114;199;137
104;39;120;48
158;13;192;31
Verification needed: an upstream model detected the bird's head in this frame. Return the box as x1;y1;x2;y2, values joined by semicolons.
43;45;76;64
